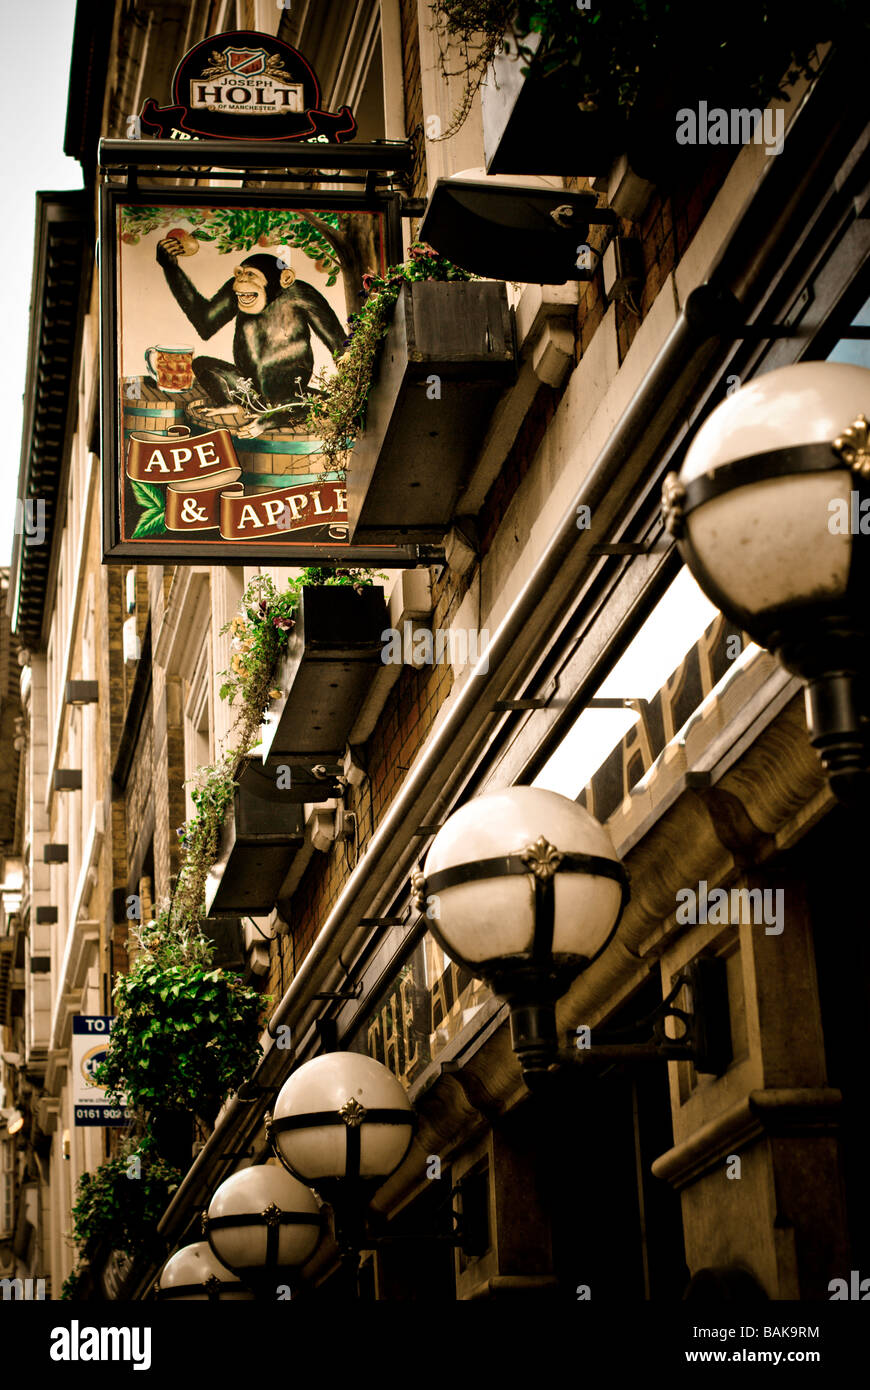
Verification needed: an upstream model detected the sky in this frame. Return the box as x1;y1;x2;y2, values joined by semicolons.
0;0;82;567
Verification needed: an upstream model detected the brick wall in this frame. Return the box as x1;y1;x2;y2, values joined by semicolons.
400;0;427;199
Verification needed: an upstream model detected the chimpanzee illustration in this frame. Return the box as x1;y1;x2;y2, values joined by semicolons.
155;236;347;407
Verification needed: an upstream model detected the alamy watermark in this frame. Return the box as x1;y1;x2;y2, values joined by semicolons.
1;1276;46;1300
381;621;490;673
49;1322;151;1370
676;103;784;157
16;498;45;545
675;881;783;935
828;492;870;534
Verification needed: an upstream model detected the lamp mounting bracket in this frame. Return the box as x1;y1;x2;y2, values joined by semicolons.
564;956;732;1076
493;675;560;713
363;1184;487;1258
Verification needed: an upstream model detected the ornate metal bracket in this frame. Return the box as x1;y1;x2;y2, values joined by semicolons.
565;956;732;1076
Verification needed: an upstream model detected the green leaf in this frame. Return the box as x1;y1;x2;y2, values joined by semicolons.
131;507;165;540
131;479;165;511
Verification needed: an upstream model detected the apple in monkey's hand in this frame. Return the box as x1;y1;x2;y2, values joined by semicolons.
166;227;199;256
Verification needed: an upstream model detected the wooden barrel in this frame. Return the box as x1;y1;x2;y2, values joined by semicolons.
121;377;192;442
232;426;342;492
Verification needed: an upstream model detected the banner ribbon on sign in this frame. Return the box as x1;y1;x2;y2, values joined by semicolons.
125;425;348;539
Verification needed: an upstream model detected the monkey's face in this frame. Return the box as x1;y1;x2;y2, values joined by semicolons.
233;266;269;315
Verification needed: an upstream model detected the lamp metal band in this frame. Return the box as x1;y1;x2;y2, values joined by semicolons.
679;442;844;517
205;1206;321;1270
269;1108;414;1183
156;1281;236;1302
424;850;628;898
206;1211;321;1228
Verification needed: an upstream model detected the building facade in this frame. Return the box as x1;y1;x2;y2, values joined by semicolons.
4;0;869;1302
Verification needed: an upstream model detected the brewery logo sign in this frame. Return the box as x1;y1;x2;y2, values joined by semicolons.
139;29;357;142
100;185;404;561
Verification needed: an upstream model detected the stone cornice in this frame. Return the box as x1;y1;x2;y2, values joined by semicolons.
651;1088;843;1190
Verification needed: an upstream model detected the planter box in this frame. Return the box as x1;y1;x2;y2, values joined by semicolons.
483;35;623;176
482;28;772;183
259;585;388;762
239;753;344;805
346;281;516;543
205;778;305;917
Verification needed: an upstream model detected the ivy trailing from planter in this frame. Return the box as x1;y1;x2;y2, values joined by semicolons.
61;1137;182;1295
305;242;474;472
169;568;381;932
430;1;866;139
95;912;265;1123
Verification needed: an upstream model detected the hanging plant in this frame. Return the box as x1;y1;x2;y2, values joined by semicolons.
430;1;864;138
60;1262;89;1301
306;242;474;471
429;0;513;140
62;1138;183;1281
170;755;239;933
95;911;265;1119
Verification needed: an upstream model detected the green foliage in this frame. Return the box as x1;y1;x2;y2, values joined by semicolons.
64;1139;182;1273
119;205;342;283
171;756;238;932
60;1263;89;1300
431;0;867;133
218;572;302;724
130;478;166;540
95;914;265;1117
306;242;473;470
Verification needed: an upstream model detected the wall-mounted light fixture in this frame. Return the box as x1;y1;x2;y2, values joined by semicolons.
412;787;731;1088
419;170;616;284
662;360;870;804
266;1052;415;1294
156;1241;254;1302
202;1164;322;1300
123;616;141;663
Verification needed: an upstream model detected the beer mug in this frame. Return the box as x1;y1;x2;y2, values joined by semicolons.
145;345;194;393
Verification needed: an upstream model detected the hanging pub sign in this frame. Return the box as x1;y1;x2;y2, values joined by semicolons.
100;185;405;561
138;29;357;143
